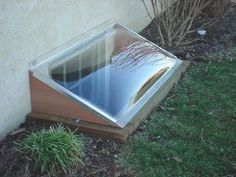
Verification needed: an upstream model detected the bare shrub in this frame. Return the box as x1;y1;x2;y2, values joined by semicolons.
142;0;231;47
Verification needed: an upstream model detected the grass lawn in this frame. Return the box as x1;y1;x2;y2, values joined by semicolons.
121;49;236;177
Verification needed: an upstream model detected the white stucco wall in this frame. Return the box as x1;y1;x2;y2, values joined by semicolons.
0;0;152;139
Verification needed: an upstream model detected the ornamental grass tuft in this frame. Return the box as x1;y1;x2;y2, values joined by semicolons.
16;124;84;176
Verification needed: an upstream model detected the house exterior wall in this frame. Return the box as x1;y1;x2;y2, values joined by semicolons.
0;0;153;139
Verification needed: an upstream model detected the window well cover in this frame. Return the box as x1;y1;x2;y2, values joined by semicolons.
30;23;182;128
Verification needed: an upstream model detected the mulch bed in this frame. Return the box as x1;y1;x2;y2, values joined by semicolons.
1;4;235;177
0;121;129;177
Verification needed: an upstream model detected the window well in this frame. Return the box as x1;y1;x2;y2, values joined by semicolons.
30;23;182;128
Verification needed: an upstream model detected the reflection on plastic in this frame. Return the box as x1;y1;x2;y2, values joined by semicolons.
50;40;174;117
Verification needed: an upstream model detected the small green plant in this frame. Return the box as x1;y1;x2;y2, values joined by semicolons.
15;124;84;176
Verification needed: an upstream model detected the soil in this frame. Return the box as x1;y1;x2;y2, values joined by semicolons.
0;4;235;177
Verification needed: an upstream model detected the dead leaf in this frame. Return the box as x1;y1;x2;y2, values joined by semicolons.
159;105;166;111
173;156;183;163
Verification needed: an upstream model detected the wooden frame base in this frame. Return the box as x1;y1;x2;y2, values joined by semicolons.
27;61;190;142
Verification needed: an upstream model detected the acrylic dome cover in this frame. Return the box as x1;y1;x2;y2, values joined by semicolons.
30;23;182;128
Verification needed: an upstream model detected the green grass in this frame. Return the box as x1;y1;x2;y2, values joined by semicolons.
121;53;236;177
16;125;84;177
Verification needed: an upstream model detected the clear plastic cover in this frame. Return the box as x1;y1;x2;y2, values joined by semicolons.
30;23;182;127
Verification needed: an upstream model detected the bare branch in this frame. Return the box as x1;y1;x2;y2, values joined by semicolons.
141;0;230;47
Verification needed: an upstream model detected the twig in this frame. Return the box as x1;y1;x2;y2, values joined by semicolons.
141;0;153;19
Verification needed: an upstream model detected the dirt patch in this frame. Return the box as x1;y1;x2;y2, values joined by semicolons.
0;4;236;177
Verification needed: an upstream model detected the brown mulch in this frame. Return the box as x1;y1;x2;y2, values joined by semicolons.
0;121;130;177
0;4;236;177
